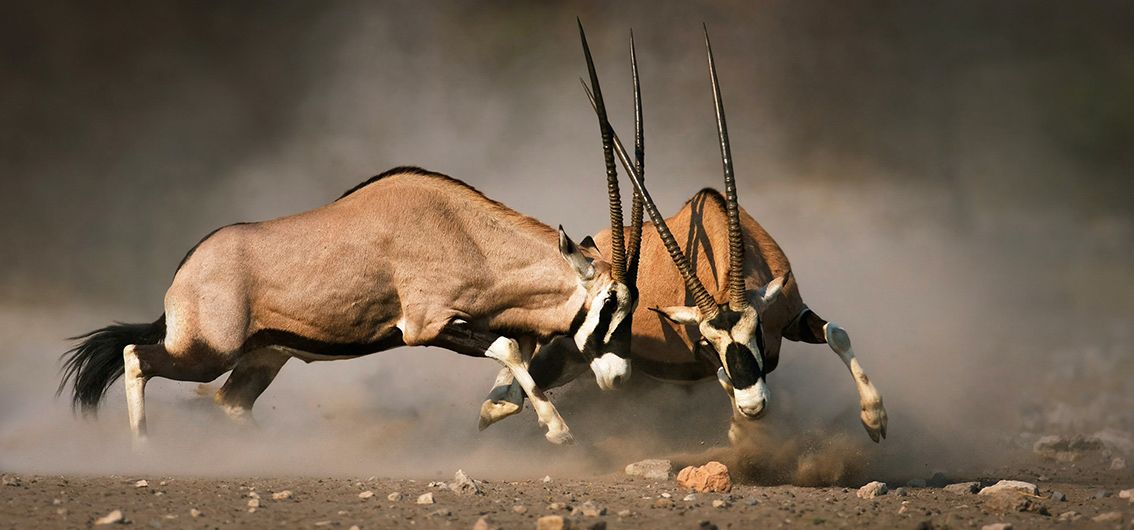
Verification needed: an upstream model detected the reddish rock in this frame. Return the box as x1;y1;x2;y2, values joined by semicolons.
676;461;732;493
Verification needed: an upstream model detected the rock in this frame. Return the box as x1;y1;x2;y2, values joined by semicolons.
358;491;374;499
580;501;605;517
856;481;888;499
653;498;675;509
536;515;570;530
1033;434;1104;461
660;492;672;499
1056;510;1080;522
387;492;402;501
927;472;949;488
1094;489;1112;499
349;526;360;530
711;499;729;509
189;509;202;518
1111;457;1127;470
982;492;1044;514
682;493;697;502
624;459;674;481
2;475;22;487
944;482;980;494
616;509;631;517
95;510;125;525
512;505;527;514
906;478;927;488
547;502;566;511
246;498;260;508
416;492;434;505
449;469;482;496
980;524;1012;530
133;480;148;488
676;461;732;493
1118;488;1134;501
893;487;908;497
472;515;500;530
1049;491;1066;502
247;490;260;499
978;480;1039;496
271;490;293;501
1092;511;1123;523
542;475;552;483
428;508;452;517
428;481;447;488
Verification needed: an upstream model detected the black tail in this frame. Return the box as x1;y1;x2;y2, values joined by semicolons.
58;314;166;414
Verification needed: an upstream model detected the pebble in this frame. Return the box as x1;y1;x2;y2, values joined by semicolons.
1118;488;1134;501
712;499;729;509
428;508;451;517
536;514;570;530
1091;511;1123;523
133;480;148;488
980;524;1012;530
387;492;402;501
676;461;732;493
2;476;22;487
189;508;202;518
943;482;980;494
624;459;674;481
542;475;553;483
1056;510;1080;522
928;472;950;488
1049;491;1066;502
653;498;675;509
617;509;632;517
660;492;672;499
1110;457;1127;470
574;500;605;517
246;498;260;509
683;493;697;502
857;481;888;499
472;515;500;530
94;510;125;525
349;526;360;530
450;469;483;496
512;504;527;514
978;480;1039;496
271;490;293;501
416;492;434;505
894;487;908;497
358;491;374;499
1094;489;1112;499
547;502;566;511
428;481;447;488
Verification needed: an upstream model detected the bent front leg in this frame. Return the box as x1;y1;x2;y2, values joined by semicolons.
788;309;888;442
479;336;590;430
214;348;289;424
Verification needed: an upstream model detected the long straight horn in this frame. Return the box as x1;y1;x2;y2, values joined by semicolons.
582;82;720;319
578;19;626;282
704;25;747;310
625;29;646;287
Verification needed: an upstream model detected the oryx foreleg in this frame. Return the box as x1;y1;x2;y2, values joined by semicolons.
214;348;289;424
824;321;887;441
479;367;524;430
479;336;590;430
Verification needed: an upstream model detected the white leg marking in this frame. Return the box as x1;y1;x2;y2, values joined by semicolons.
825;322;887;442
485;337;573;445
122;345;148;448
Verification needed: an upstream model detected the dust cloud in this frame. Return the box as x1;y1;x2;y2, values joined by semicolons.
1;2;1130;484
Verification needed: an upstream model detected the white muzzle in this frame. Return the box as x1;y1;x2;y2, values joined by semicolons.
590;352;630;390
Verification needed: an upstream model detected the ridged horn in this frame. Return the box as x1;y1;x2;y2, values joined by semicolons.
704;25;747;310
626;29;646;288
581;81;720;319
578;19;626;283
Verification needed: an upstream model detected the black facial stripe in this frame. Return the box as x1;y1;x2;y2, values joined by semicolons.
725;342;761;389
583;294;618;356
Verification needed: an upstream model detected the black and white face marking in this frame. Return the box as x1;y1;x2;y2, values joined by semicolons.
573;281;634;390
697;304;769;418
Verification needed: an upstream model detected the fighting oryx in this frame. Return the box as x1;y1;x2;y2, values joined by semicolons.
481;26;888;444
59;165;644;445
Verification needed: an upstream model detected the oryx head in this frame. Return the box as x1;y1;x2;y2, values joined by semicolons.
580;24;789;418
562;21;650;391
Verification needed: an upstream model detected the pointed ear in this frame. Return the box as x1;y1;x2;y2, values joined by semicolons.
751;271;790;311
578;236;601;256
649;305;702;326
559;225;594;281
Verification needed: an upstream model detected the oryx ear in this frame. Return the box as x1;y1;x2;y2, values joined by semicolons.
559;225;594;281
751;271;790;311
649;305;702;326
579;236;601;255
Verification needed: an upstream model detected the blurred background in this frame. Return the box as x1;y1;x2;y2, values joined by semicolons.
1;1;1130;482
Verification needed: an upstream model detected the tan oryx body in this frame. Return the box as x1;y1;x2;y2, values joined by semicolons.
61;166;642;446
482;24;887;444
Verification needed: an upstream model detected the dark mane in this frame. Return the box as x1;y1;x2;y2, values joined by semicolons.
336;166;450;200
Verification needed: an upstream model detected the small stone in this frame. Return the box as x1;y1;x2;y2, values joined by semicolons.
1118;488;1134;501
450;469;483;496
428;508;451;517
906;478;927;488
247;491;260;499
52;499;62;505
133;480;148;488
982;492;1039;514
416;492;434;505
977;480;1039;496
1110;457;1127;470
577;500;605;517
660;492;672;499
857;481;888;499
1094;489;1112;499
547;502;566;511
1056;510;1080;522
387;492;402;501
349;526;360;530
894;487;908;497
927;472;949;488
472;515;500;530
617;509;631;517
542;475;552;483
95;510;125;525
189;509;202;518
745;497;759;506
247;498;260;509
358;491;374;499
943;482;980;494
512;504;527;514
1049;491;1066;502
980;524;1012;530
682;493;697;502
271;490;293;501
711;499;729;508
898;505;909;515
676;461;732;493
625;459;674;481
653;498;675;509
1092;511;1123;523
313;522;331;527
428;481;447;488
536;514;570;530
2;476;22;487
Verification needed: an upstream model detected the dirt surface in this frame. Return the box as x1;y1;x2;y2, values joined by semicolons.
4;457;1131;530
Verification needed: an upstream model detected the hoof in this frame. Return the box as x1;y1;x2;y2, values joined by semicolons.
545;428;575;445
861;400;888;443
478;399;521;431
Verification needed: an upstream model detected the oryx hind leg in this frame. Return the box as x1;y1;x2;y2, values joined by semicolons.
214;348;289;424
787;308;888;442
122;344;152;447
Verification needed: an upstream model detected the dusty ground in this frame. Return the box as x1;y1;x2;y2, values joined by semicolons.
4;454;1131;530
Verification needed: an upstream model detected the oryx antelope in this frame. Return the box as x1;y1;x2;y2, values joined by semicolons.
59;165;644;445
482;26;888;444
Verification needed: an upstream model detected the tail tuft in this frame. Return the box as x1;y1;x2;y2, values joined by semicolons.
58;315;166;414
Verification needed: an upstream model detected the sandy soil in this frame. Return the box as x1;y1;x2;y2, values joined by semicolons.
4;455;1131;530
